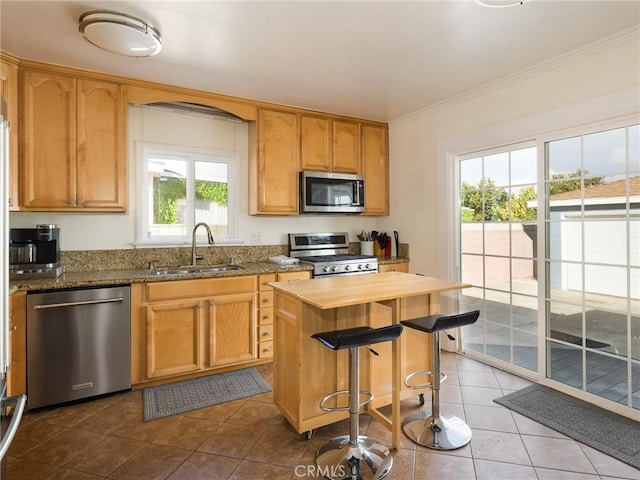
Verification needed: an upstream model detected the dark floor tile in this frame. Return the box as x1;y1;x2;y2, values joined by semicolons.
7;420;68;457
6;455;58;480
153;416;222;450
197;423;266;459
73;404;140;435
228;459;292;480
109;443;191;480
62;434;146;477
166;451;241;480
22;428;104;467
225;400;281;428
245;421;310;467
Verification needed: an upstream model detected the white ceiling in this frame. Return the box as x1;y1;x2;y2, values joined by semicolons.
1;1;639;122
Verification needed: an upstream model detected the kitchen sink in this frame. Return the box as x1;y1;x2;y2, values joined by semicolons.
189;265;245;273
147;269;191;276
147;265;245;276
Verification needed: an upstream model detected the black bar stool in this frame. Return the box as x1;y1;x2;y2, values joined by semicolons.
400;310;480;450
311;324;403;480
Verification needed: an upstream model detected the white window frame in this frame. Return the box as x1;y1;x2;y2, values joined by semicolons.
135;142;238;246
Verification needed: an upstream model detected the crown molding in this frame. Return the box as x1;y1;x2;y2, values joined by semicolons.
392;25;640;126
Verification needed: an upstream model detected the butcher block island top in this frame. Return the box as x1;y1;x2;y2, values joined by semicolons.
269;272;471;448
269;271;470;309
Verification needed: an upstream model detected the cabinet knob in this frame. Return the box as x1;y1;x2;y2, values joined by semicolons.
68;199;77;206
8;198;13;206
263;314;271;320
263;297;271;303
263;346;271;353
263;330;271;336
77;199;85;206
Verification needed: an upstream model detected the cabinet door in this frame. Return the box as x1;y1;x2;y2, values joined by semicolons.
146;299;203;379
361;124;389;215
207;292;257;366
378;262;408;273
21;70;76;209
8;291;26;396
1;59;19;210
332;120;360;174
255;109;299;214
301;115;331;172
76;79;127;211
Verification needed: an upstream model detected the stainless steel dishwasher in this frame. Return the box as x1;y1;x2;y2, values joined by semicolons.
26;286;131;409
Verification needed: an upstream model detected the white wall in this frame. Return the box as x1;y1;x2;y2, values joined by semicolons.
10;105;378;251
382;33;640;279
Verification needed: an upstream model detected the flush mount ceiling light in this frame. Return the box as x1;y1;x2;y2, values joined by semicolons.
79;9;162;57
476;0;531;7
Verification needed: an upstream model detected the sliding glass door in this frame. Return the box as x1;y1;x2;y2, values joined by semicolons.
458;144;538;375
544;124;639;410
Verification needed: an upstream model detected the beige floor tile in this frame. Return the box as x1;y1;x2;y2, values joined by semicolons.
579;444;640;479
522;435;597;474
509;411;567;438
458;370;500;388
464;404;518;433
415;450;476;479
474;458;537;479
535;467;601;479
468;430;531;465
460;385;504;407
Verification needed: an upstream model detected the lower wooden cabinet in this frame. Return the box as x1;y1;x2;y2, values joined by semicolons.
131;271;311;385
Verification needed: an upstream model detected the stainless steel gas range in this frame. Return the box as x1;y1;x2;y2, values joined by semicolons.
288;232;378;277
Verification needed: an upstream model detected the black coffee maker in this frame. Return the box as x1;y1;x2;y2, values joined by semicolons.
9;224;64;278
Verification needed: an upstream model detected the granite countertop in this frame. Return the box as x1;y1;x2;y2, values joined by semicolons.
10;257;410;292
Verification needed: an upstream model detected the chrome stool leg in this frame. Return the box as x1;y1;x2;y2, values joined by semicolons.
402;323;472;450
316;346;393;480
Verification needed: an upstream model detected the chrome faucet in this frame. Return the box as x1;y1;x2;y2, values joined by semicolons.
191;222;215;265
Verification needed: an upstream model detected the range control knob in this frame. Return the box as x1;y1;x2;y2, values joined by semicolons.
332;266;339;272
344;265;351;271
323;266;331;272
357;264;364;270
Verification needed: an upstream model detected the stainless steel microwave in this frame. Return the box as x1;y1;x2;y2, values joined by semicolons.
299;171;365;214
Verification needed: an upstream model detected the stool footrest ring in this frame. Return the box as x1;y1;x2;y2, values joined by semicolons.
319;389;373;412
404;370;447;390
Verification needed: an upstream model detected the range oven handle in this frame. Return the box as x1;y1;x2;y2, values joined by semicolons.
0;394;27;461
33;297;125;310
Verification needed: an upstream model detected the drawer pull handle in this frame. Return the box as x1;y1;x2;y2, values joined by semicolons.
33;297;124;309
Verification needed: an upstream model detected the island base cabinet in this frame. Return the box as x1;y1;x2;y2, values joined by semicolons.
273;290;433;434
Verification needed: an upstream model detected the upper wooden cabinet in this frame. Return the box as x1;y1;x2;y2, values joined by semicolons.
21;69;127;212
301;116;359;174
0;56;19;210
332;120;360;174
361;124;389;215
250;109;300;215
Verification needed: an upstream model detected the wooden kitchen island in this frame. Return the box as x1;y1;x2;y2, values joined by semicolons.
269;272;471;449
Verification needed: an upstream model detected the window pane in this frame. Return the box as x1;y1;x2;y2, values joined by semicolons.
195;161;228;236
629;125;639;175
148;157;187;238
583;128;627;179
510;147;537;185
547;341;583;389
548;136;581;178
586;351;628;406
484;152;509;187
460;157;483;185
461;254;483;287
460;223;483;254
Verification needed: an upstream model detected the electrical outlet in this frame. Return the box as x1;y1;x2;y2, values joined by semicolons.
251;232;262;244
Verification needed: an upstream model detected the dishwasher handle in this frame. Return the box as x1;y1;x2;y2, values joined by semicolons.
0;394;27;461
33;297;125;310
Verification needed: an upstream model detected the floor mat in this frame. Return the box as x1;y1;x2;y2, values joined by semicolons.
143;367;272;422
494;384;640;470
